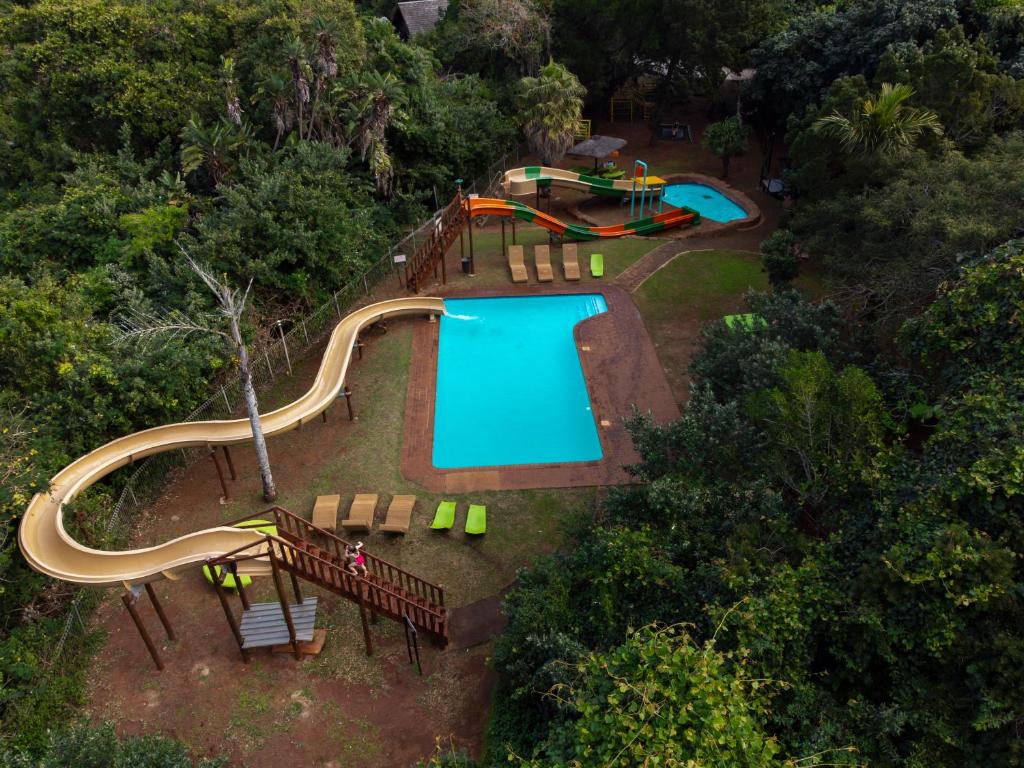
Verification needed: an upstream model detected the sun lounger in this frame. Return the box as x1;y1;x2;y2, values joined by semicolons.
341;494;377;532
430;500;456;530
465;504;487;535
534;245;553;282
508;245;528;283
562;244;581;280
590;252;604;278
380;495;417;534
312;494;341;531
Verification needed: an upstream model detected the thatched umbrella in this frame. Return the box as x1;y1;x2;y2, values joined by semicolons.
566;135;627;170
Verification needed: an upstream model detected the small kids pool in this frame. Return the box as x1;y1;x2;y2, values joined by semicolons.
433;294;607;469
662;183;748;223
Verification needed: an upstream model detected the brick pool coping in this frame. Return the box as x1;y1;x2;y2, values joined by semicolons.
401;284;680;492
568;172;761;239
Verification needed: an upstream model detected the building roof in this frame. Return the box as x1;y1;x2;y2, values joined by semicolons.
393;0;448;38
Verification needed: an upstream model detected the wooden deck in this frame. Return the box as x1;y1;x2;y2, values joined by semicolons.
239;598;318;649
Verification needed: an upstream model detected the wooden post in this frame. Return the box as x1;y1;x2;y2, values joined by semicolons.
222;445;236;481
230;562;250;611
512;217;516;245
122;591;163;671
342;388;354;421
290;571;303;605
144;583;175;641
357;582;374;656
321;410;328;424
355;336;363;360
211;565;249;663
270;551;301;661
501;219;506;256
210;449;229;501
468;216;475;275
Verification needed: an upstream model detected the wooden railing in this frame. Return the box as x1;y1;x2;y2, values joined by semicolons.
217;507;448;644
266;506;446;608
404;192;468;293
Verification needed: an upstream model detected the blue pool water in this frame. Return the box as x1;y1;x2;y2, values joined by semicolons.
433;294;607;469
662;183;748;222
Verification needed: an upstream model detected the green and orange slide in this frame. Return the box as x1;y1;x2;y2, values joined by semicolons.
465;197;699;241
503;166;666;199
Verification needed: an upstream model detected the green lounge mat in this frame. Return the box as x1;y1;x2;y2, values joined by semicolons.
203;518;277;588
723;313;766;331
590;253;604;277
203;564;252;590
465;504;487;535
430;501;456;530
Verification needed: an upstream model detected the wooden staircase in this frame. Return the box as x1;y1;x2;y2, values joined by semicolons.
404;192;469;294
210;507;449;653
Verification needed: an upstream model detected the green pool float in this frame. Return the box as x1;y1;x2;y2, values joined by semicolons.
202;519;277;589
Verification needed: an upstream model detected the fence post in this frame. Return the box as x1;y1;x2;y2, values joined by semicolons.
334;292;342;319
277;321;292;376
221;387;231;413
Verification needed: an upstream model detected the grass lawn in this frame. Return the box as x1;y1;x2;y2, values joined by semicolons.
444;225;660;289
231;322;598;609
634;249;769;399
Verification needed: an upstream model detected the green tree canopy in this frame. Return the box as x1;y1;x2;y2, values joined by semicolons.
517;61;586;166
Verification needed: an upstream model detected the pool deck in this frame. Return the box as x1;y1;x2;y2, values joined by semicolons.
401;284;680;492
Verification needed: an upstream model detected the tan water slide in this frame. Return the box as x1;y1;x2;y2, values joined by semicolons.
502;166;665;198
18;297;445;589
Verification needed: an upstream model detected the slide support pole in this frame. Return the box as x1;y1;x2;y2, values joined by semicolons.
144;583;175;641
122;588;164;671
222;446;236;481
210;449;230;502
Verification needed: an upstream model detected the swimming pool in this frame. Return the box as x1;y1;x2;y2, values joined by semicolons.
433;294;607;469
662;183;748;223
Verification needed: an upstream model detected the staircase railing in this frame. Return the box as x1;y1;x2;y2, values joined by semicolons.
219;507;448;637
261;506;446;608
404;192;468;293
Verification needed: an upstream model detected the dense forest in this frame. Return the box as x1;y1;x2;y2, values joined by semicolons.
0;0;513;755
1;0;1023;766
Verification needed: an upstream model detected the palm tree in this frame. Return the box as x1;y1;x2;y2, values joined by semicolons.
253;74;294;150
518;61;586;166
180;118;249;186
814;82;943;158
285;37;312;139
117;248;277;501
339;71;405;196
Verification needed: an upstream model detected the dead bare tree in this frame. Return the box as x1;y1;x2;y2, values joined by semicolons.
116;246;277;501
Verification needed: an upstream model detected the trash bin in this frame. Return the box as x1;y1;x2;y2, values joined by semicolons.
461;256;471;273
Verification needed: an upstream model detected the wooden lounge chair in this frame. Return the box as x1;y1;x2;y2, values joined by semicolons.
312;494;341;531
507;245;528;283
430;501;456;530
380;495;417;534
341;493;378;532
535;245;553;282
590;253;604;278
465;504;487;535
562;244;581;281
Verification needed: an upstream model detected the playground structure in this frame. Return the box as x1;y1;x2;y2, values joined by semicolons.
502;164;667;216
401;169;699;292
18;296;448;668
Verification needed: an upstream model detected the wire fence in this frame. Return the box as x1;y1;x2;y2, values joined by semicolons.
46;148;521;663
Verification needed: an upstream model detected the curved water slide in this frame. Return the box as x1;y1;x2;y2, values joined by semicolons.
502;166;665;199
466;197;698;241
18;297;446;589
